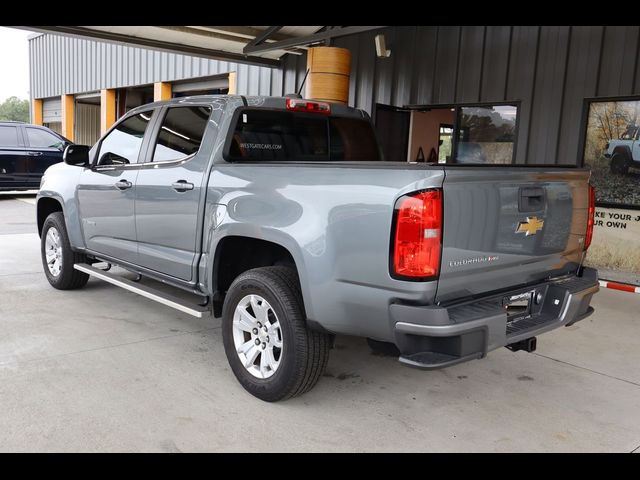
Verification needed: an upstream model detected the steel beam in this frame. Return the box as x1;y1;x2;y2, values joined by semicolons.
243;26;387;54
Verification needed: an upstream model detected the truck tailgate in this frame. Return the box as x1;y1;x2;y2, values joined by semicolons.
435;167;590;304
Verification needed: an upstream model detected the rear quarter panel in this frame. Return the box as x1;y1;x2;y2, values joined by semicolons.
205;163;445;340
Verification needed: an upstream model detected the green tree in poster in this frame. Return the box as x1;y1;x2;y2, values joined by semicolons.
0;96;30;122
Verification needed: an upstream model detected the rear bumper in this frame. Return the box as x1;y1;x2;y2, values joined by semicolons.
390;267;599;369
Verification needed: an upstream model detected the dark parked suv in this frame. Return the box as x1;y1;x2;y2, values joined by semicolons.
0;121;71;191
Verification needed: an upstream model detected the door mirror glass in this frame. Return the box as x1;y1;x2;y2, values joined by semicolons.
63;144;90;167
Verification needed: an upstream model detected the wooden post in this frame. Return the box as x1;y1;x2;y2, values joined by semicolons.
228;72;237;94
100;89;116;135
153;82;172;101
32;98;43;125
61;94;75;142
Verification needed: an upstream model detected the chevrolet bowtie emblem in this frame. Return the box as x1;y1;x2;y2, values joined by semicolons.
515;216;544;236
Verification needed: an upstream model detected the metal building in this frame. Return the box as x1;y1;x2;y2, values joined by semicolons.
27;26;640;165
28;32;282;145
24;25;640;285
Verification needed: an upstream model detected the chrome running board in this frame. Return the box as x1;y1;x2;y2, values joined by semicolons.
74;263;210;318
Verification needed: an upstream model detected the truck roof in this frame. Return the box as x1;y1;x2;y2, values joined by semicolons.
127;94;366;118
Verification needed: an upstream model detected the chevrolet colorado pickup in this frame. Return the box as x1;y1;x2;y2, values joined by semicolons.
37;95;599;401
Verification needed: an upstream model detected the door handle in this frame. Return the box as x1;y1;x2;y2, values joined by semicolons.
115;179;132;190
172;180;194;192
27;152;43;156
519;187;545;212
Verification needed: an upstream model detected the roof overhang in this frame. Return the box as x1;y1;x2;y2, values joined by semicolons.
19;26;387;68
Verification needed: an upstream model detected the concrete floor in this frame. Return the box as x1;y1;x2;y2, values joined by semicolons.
1;193;639;452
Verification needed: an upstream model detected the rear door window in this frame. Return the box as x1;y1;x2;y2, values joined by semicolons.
226;109;381;162
151;106;210;162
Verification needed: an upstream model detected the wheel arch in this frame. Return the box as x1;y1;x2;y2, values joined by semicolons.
37;197;64;237
612;145;632;160
209;232;317;324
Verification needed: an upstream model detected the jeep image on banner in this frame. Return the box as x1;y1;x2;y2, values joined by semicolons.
583;99;640;286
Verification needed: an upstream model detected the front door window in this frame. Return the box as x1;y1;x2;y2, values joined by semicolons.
97;112;152;166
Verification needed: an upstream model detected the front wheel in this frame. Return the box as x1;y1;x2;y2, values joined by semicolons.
222;266;331;402
41;212;89;290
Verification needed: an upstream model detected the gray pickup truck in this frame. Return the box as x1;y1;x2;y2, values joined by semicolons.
37;95;599;401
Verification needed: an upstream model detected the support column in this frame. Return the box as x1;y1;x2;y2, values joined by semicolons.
100;89;116;135
305;47;351;104
228;72;237;95
153;82;172;102
61;94;75;142
32;98;43;125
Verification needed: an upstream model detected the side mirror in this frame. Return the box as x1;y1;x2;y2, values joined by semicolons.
63;144;90;167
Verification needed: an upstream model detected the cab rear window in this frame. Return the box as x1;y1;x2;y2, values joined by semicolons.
225;109;381;162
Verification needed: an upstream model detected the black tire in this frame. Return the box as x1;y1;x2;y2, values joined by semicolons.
610;152;630;175
366;338;401;357
221;266;331;402
41;212;89;290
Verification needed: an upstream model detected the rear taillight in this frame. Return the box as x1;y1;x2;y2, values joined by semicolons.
584;184;596;251
391;189;443;279
285;97;331;114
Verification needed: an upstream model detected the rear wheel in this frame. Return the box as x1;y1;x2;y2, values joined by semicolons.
610;152;630;174
222;266;331;402
41;212;89;290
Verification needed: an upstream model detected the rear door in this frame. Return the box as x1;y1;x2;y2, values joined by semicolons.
134;105;212;281
0;124;27;189
23;126;66;185
435;166;590;303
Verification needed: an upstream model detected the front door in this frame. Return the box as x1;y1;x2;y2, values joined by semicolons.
77;110;154;264
23;126;66;186
135;105;212;281
0;124;27;189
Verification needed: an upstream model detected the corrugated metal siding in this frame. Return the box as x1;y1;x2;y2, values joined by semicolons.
280;25;640;165
29;33;279;99
75;103;100;146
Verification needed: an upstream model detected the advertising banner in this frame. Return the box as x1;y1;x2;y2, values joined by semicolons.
583;99;640;285
585;207;640;285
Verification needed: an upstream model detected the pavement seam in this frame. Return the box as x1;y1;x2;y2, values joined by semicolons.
0;326;221;368
632;444;640;453
533;352;640;388
0;272;42;277
10;196;37;205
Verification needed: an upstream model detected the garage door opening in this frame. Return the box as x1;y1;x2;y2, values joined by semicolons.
75;92;100;146
172;74;230;97
407;107;456;163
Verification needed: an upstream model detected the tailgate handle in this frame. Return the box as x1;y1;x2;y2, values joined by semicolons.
519;187;545;212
